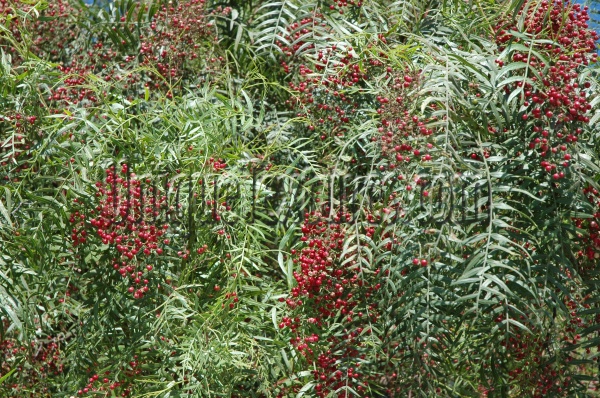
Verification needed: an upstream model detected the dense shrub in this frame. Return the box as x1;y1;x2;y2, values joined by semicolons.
0;0;599;396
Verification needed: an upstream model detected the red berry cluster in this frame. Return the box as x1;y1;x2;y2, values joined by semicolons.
0;112;40;181
0;0;81;64
281;211;384;397
0;1;105;112
76;372;125;397
1;0;230;111
75;356;147;397
0;1;107;110
375;70;439;173
277;14;323;58
283;35;388;143
42;39;144;108
139;0;230;96
44;40;138;108
503;332;569;396
223;291;239;310
0;328;65;398
494;0;598;179
207;156;227;172
327;0;363;12
493;296;592;396
70;164;169;298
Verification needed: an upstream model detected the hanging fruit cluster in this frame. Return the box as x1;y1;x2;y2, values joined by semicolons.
70;164;169;298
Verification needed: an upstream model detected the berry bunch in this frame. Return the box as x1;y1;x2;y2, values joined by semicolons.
494;0;598;179
327;0;363;12
0;329;66;398
375;70;439;174
492;296;593;396
70;164;169;298
0;0;81;64
74;355;148;397
281;210;383;397
0;113;40;182
283;35;388;143
139;0;230;96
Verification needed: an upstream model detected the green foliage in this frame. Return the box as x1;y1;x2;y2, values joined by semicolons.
0;0;599;397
